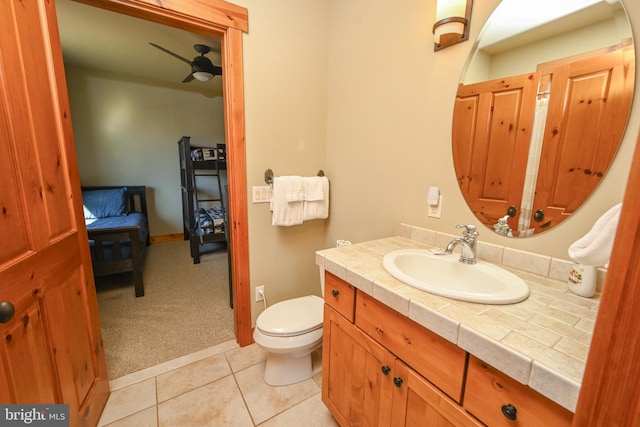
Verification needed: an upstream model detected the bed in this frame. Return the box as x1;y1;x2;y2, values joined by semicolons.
178;136;228;264
82;186;150;297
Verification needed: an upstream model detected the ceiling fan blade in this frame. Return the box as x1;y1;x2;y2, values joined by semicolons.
149;43;192;65
182;73;195;83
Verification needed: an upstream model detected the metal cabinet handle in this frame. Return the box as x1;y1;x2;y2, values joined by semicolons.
501;404;517;420
393;377;403;388
381;365;390;376
534;209;545;222
331;289;339;297
0;301;15;324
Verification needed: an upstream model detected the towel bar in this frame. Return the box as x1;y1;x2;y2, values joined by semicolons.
264;169;325;185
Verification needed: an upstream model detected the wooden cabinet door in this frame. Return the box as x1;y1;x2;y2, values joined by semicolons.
532;48;634;233
391;361;482;427
453;72;538;231
0;1;109;425
322;305;396;427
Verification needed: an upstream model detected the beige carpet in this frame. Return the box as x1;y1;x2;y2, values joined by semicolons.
95;240;235;379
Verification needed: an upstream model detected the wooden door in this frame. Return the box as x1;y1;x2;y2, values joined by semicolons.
322;305;395;426
391;361;481;427
531;48;634;233
0;1;109;425
453;72;538;232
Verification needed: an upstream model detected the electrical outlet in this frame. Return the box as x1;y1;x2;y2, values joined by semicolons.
428;195;442;218
255;285;265;302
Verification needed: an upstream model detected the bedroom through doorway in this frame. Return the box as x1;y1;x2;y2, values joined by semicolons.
56;0;239;379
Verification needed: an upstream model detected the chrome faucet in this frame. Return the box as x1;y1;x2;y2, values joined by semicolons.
445;224;479;264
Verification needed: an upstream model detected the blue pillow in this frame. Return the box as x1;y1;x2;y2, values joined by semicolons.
82;188;127;219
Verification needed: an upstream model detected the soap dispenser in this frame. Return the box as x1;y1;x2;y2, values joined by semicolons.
567;261;597;297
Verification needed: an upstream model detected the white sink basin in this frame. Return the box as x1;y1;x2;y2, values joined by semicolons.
382;249;529;304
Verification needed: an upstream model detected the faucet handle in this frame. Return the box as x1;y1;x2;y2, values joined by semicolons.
456;224;476;232
456;224;478;238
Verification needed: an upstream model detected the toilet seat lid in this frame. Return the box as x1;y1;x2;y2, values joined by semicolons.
256;295;323;337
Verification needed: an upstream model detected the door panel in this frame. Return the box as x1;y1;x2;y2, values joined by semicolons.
453;73;538;231
0;0;109;425
532;48;634;233
2;303;57;403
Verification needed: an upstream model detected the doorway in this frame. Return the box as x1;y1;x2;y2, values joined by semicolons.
58;0;252;354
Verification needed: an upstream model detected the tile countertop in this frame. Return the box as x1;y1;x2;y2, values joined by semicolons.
315;224;602;413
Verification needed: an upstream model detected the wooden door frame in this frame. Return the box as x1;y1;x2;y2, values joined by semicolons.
571;126;640;425
71;0;252;346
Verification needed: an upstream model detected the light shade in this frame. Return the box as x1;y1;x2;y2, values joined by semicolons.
193;71;214;82
433;0;473;51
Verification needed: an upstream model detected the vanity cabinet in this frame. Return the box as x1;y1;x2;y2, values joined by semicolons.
391;360;482;427
322;272;574;427
464;355;572;427
355;291;466;402
322;304;395;426
322;272;480;426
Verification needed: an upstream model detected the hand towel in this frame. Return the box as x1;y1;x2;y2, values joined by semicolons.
303;176;326;201
303;176;329;221
568;203;622;266
285;177;304;202
271;176;304;226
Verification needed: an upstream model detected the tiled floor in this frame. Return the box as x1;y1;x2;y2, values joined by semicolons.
98;340;338;426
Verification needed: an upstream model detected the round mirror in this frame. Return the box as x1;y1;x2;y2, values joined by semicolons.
453;0;635;237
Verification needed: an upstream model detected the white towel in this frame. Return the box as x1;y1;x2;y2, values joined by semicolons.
303;176;329;221
303;176;326;201
285;177;304;202
568;203;622;266
271;176;304;226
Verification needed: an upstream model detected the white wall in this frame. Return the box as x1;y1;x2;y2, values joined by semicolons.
233;0;330;321
67;67;226;236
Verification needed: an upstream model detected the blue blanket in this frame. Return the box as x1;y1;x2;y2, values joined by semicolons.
86;212;148;261
194;207;226;236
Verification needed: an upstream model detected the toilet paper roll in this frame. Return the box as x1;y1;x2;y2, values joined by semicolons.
336;240;352;247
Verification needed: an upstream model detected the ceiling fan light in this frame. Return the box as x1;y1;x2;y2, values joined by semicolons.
193;71;214;81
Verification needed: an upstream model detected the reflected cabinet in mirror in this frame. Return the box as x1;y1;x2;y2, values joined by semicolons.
453;0;635;237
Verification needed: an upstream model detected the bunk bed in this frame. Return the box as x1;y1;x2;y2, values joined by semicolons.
178;136;229;261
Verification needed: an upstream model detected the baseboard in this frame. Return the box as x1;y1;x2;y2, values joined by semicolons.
150;234;184;244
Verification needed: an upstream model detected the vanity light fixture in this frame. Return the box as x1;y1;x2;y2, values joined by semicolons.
433;0;473;51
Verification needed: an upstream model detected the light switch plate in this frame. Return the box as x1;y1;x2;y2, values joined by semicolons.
252;186;272;203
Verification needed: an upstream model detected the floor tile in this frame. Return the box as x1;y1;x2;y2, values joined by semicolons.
156;353;232;402
258;393;338;427
235;362;321;425
98;342;337;427
108;339;238;391
157;375;254;427
98;378;156;426
101;406;157;427
225;343;267;373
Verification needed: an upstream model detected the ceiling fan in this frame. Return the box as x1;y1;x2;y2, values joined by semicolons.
149;42;222;83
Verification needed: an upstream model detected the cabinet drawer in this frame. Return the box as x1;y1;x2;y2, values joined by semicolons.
355;291;466;402
464;355;573;427
324;272;356;322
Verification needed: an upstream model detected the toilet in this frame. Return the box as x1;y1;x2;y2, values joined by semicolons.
253;271;325;386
